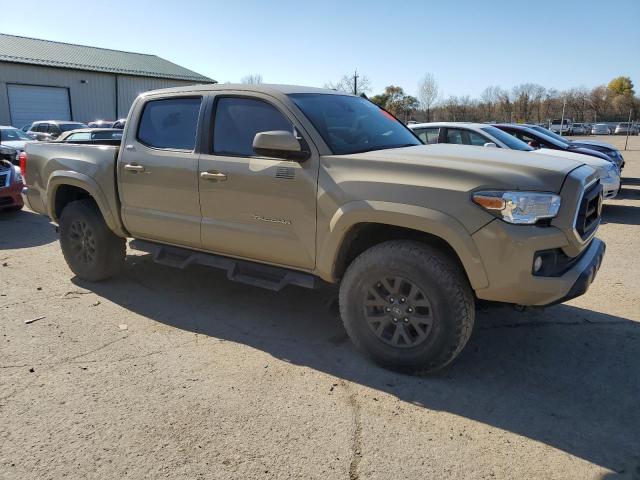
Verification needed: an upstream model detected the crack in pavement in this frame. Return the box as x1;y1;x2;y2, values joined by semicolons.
341;381;363;480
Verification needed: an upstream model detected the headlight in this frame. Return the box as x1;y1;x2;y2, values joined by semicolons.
472;191;561;225
596;163;618;179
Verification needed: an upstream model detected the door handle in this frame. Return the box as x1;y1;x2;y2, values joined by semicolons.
124;164;145;173
200;171;227;181
125;144;135;151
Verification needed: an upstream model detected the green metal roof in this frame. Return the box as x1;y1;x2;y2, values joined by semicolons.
0;33;215;83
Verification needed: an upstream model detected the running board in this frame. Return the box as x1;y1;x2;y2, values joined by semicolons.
129;239;320;291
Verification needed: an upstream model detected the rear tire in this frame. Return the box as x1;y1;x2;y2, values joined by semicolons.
59;199;125;281
339;241;475;374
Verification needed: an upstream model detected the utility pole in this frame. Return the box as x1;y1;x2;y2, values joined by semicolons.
353;70;359;96
559;97;566;136
625;108;632;151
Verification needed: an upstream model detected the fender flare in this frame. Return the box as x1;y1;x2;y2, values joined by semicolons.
47;171;127;237
316;200;489;290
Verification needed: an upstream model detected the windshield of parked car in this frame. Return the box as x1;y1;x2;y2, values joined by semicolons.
289;94;421;155
530;125;570;145
59;123;87;132
480;126;533;151
0;128;32;141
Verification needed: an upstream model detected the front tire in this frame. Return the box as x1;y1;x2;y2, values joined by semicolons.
59;199;125;281
339;241;475;374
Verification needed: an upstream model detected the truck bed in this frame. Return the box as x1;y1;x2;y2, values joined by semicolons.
23;142;122;229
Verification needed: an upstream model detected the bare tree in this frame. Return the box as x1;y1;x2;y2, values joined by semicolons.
417;73;439;121
324;71;371;95
241;74;263;84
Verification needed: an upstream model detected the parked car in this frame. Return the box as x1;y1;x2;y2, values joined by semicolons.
494;124;619;169
614;122;638;135
1;126;36;162
549;118;572;134
527;124;624;170
87;120;115;128
409;122;619;198
55;128;124;144
0;144;18;164
26;121;88;141
591;123;611;135
0;159;24;211
112;118;126;129
19;124;38;139
571;123;587;135
23;84;606;373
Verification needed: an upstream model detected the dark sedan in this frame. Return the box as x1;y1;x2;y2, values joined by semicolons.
493;124;618;169
526;125;624;170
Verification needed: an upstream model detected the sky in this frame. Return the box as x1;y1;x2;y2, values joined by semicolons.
1;0;638;99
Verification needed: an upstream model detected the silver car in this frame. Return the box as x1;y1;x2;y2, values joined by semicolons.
571;123;587;135
591;123;611;135
614;122;638;135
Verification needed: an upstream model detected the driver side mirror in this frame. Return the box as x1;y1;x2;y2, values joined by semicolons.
253;131;310;162
483;142;498;148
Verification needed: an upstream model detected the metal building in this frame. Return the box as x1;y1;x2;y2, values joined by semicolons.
0;33;215;127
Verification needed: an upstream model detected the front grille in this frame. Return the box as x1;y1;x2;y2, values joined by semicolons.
575;181;602;240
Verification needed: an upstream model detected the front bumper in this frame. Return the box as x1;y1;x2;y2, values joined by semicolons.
472;220;606;306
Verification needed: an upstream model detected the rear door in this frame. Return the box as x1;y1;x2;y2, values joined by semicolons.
118;96;204;248
197;94;319;269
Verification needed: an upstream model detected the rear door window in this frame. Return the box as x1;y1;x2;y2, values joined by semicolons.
445;128;490;146
446;128;465;144
414;127;439;144
137;97;202;150
212;97;294;156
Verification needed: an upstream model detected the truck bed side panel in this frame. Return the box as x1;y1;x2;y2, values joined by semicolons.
23;143;127;236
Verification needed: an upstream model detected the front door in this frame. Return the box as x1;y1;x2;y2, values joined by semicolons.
198;95;319;270
118;96;203;248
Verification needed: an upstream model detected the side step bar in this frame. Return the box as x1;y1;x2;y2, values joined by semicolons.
129;239;321;291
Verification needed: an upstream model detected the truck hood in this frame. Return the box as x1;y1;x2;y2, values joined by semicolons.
341;144;582;193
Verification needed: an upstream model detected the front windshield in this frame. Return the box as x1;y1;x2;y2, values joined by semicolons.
481;126;533;151
59;123;87;132
0;128;32;141
289;94;421;155
530;125;570;145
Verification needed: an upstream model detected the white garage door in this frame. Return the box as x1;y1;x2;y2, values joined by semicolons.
7;84;71;127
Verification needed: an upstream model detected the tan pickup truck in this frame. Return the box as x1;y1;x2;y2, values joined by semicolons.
22;84;605;373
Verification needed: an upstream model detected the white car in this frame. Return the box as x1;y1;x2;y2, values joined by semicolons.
550;119;573;135
409;122;620;199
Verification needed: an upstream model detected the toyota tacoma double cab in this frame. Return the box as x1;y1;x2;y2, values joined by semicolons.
22;84;606;373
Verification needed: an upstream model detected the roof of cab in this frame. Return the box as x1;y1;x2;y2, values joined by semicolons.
140;83;351;99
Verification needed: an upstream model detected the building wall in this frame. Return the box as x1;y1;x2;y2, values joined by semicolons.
0;62;203;126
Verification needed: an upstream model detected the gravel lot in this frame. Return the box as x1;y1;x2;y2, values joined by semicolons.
1;135;639;480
